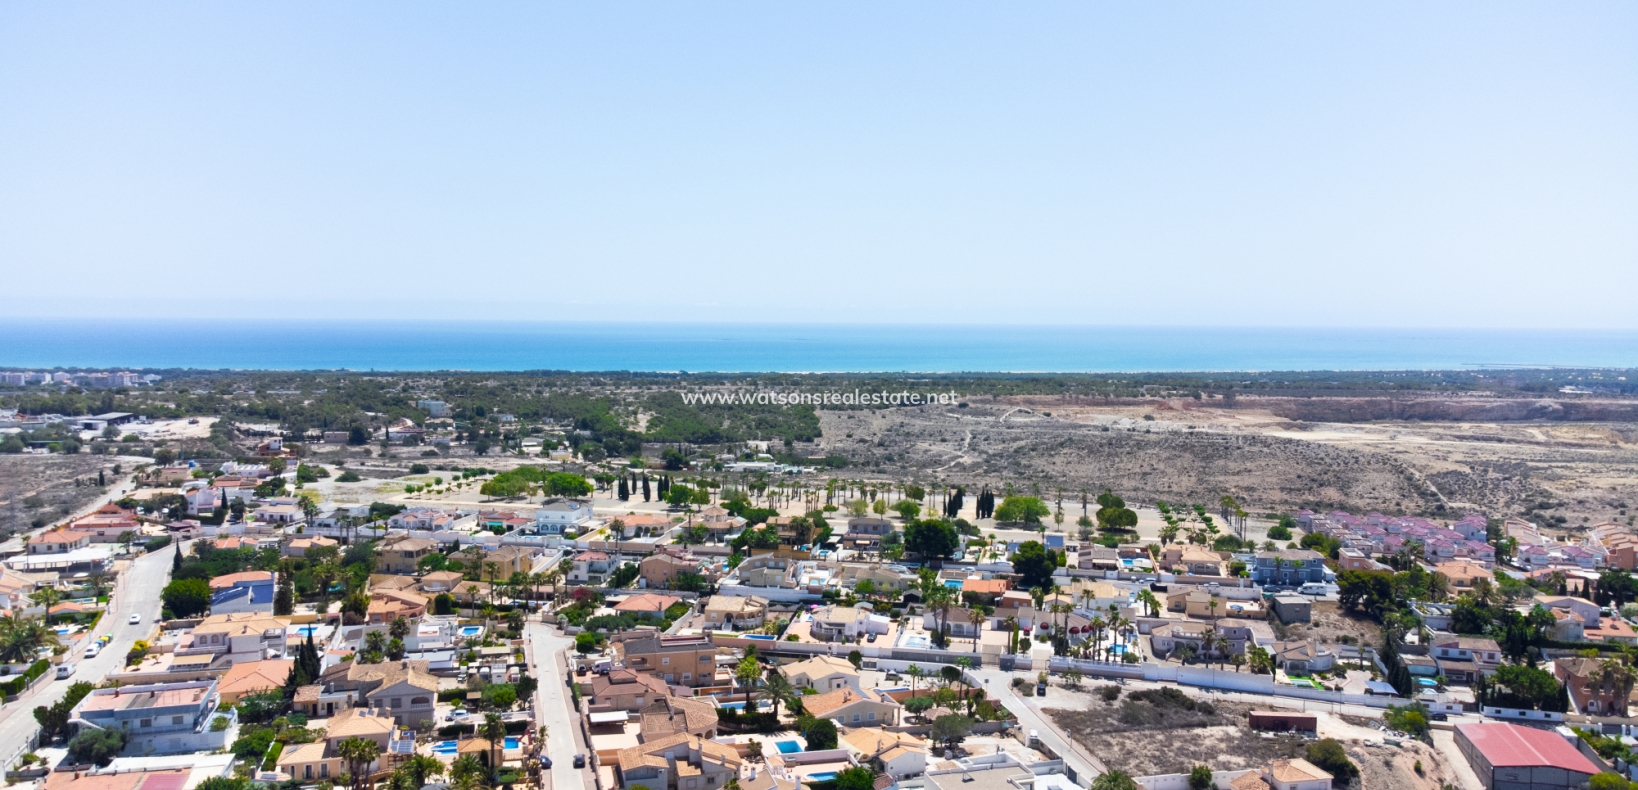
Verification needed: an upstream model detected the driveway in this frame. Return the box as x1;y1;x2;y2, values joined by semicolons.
0;540;176;763
526;621;587;790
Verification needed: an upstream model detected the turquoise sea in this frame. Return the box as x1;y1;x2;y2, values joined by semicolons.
1;320;1635;373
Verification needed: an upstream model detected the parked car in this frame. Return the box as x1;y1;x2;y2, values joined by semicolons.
573;755;586;769
447;709;468;721
56;663;77;679
1430;712;1449;722
84;645;99;658
539;757;552;769
129;614;141;625
866;632;877;643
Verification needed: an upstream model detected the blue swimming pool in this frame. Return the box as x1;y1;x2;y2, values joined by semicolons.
294;625;320;637
775;740;802;754
943;580;962;588
1416;677;1436;688
807;773;837;783
744;634;776;641
459;626;484;637
504;737;520;750
1110;644;1128;655
718;701;747;711
432;741;458;755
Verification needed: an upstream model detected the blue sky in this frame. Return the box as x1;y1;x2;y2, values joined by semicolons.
2;3;1634;327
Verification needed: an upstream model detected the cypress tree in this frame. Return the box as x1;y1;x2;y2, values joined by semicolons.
172;545;182;574
617;477;629;501
642;475;651;502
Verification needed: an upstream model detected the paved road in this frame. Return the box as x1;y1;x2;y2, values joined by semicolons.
526;621;587;790
0;540;176;764
969;666;1106;782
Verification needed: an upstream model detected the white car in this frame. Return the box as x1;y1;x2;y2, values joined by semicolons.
129;614;142;625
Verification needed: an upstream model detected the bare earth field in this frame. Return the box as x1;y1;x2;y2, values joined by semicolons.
0;454;123;537
1046;695;1306;776
817;395;1638;527
1277;601;1383;648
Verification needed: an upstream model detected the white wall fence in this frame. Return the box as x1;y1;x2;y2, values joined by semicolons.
1481;706;1565;723
1048;656;1398;710
1134;769;1256;790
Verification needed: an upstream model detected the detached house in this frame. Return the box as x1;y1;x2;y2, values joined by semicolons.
801;686;901;727
374;536;440;574
778;655;860;692
615;733;740;790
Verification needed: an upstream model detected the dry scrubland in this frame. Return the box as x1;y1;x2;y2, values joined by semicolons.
818;395;1638;528
0;454;123;535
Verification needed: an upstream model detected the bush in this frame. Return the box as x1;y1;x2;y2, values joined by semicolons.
1306;739;1358;787
68;728;127;766
162;578;212;618
1098;685;1121;702
336;471;362;482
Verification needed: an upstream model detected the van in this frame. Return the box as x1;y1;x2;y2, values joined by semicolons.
1299;583;1328;596
57;663;76;679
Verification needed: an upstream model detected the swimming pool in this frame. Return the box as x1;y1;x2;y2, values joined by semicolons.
718;701;747;711
504;737;520;750
807;773;837;782
901;635;931;649
294;625;320;637
775;741;802;754
1109;644;1128;655
432;741;458;755
1415;677;1437;688
459;626;484;637
942;580;962;589
744;634;776;641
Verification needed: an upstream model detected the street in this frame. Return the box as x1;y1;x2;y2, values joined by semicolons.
968;666;1107;781
0;540;176;763
525;620;587;790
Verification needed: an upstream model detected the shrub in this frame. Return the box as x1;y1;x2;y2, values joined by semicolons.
1305;739;1358;787
1098;685;1121;702
67;728;127;767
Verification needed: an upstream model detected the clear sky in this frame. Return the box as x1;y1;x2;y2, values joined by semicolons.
2;3;1635;327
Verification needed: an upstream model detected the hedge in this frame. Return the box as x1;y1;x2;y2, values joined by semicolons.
1;660;51;695
438;689;471;703
145;536;173;552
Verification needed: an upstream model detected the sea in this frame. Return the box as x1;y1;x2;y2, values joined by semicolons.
2;319;1636;373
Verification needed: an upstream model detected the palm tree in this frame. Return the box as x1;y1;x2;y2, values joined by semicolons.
1230;653;1246;673
760;668;796;722
0;615;59;663
29;588;62;621
965;606;988;649
402;754;444;788
480;713;507;781
906;664;924;696
734;654;762;709
449;755;485;790
530;571;550;613
337;737;382;790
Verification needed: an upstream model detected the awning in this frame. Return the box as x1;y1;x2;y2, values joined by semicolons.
588;711;630;724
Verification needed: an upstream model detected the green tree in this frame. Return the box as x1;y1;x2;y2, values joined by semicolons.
1305;739;1358;787
1188;766;1213;790
993;497;1050;525
274;577;295;616
68;728;128;767
905;519;959;561
835;767;876;790
930;714;974;750
1090;771;1139;790
338;737;383;790
576;632;597;654
798;715;838;750
1010;541;1056;590
162;578;212;618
